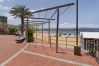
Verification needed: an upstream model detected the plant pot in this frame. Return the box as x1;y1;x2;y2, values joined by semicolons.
74;46;81;56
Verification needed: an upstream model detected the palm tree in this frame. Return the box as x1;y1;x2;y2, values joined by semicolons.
10;5;32;34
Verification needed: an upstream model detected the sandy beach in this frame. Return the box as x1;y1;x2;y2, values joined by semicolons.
34;32;81;49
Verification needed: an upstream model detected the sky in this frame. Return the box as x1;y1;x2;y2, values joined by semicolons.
0;0;99;28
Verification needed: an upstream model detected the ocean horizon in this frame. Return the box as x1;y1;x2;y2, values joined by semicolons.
42;28;99;34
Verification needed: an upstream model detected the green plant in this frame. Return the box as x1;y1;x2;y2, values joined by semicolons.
27;27;34;42
8;25;19;35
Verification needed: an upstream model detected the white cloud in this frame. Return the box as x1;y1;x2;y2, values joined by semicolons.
0;4;10;10
30;7;45;12
0;4;10;16
0;5;10;16
0;0;13;2
0;4;20;25
59;22;75;28
4;11;21;25
0;4;11;18
30;9;36;12
59;23;99;28
0;0;4;2
4;13;13;20
79;24;99;28
41;7;45;9
61;23;76;28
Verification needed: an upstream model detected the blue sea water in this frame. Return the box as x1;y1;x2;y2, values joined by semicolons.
50;28;99;34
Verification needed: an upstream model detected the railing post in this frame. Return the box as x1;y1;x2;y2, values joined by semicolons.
50;36;51;47
26;17;29;42
66;36;67;48
56;8;59;53
48;20;50;44
36;25;38;40
42;24;43;44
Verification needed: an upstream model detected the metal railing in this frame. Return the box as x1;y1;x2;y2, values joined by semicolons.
49;35;81;48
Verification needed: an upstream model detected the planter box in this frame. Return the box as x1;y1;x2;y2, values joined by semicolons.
74;46;81;56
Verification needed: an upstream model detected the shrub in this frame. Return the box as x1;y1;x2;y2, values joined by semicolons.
8;25;19;35
27;27;34;42
0;23;8;34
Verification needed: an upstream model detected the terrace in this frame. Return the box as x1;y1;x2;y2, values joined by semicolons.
0;0;99;66
0;35;98;66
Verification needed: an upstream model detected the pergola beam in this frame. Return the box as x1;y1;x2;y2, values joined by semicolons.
24;21;50;23
28;17;55;20
32;22;46;25
32;3;74;13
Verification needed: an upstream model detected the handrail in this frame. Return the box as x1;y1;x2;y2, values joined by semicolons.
34;35;82;48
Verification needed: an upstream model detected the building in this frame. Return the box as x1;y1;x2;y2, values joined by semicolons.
0;16;7;24
0;16;7;33
80;32;99;55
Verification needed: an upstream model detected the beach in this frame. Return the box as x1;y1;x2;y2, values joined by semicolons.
34;32;81;49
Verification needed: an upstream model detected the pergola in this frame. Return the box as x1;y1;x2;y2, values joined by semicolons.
24;0;80;55
24;18;55;45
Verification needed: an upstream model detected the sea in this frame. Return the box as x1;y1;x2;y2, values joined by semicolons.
48;28;99;35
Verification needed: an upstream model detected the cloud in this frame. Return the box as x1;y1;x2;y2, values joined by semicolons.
0;4;11;16
0;4;10;10
30;9;36;12
0;4;11;18
0;0;13;3
0;0;5;2
3;10;21;25
0;5;10;17
59;23;99;28
4;13;21;25
0;4;20;25
61;23;76;28
30;7;45;12
41;7;45;9
4;13;13;20
79;24;99;28
59;22;75;28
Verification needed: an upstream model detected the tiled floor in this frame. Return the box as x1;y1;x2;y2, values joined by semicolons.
0;35;25;64
5;52;77;66
0;35;99;66
25;44;99;66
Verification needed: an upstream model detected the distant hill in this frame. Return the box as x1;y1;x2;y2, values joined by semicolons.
41;28;99;31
